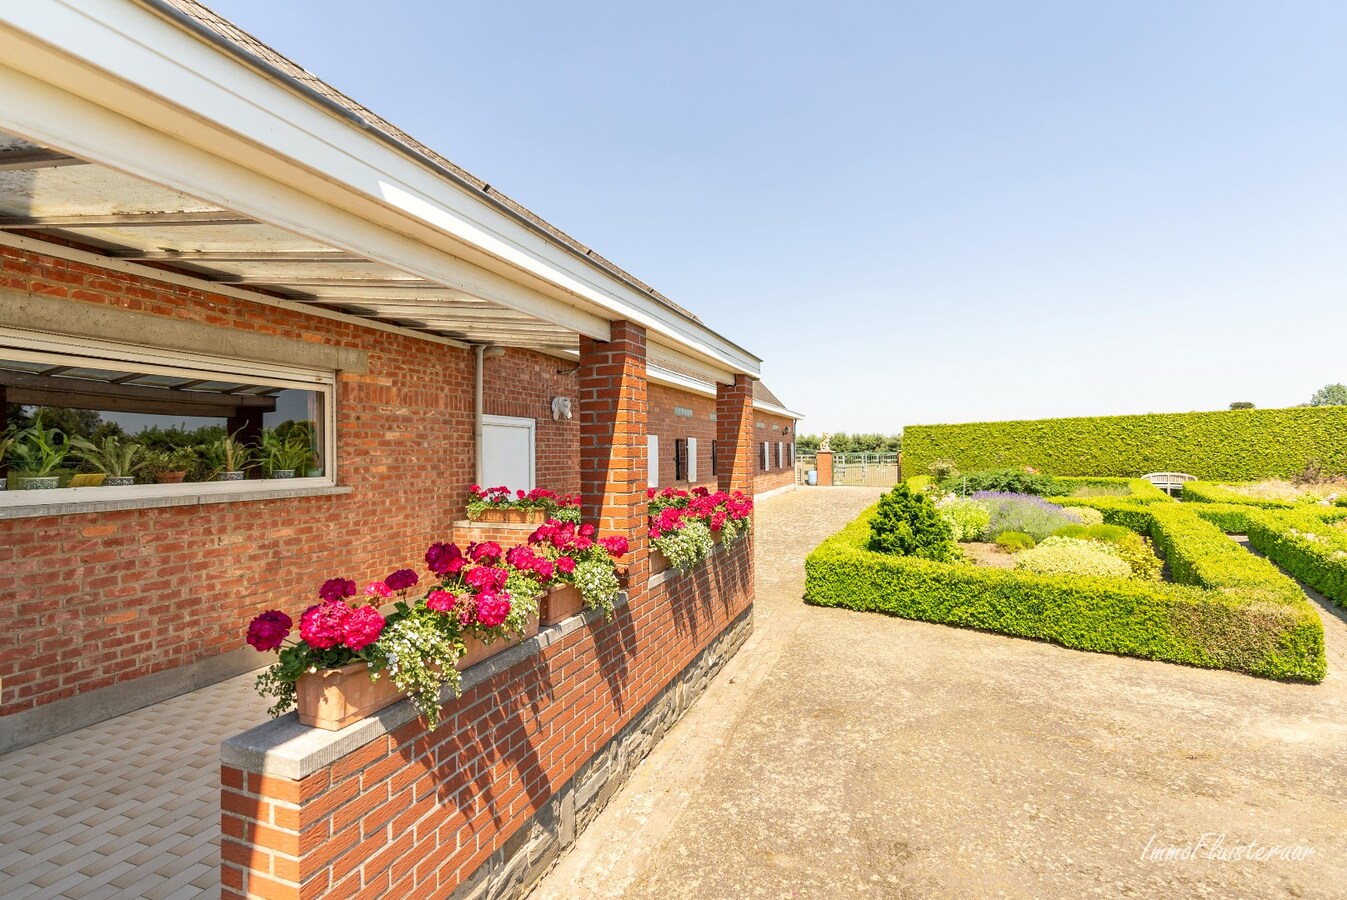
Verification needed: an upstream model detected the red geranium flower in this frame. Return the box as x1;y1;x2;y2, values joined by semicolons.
246;610;292;652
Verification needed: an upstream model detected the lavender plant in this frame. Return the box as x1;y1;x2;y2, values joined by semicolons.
973;492;1084;542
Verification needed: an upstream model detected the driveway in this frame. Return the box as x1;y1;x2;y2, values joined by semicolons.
533;486;1347;899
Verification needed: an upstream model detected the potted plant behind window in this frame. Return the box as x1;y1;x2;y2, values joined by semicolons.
9;419;69;490
70;435;147;487
206;431;255;481
0;428;16;491
261;429;312;479
144;446;199;484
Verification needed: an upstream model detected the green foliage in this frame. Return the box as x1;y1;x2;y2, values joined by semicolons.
927;458;959;480
261;428;313;474
994;531;1036;551
1309;383;1347;407
904;407;1347;480
69;435;147;478
941;468;1060;496
1244;510;1347;610
1053;523;1163;580
204;431;255;476
1229;401;1255;410
652;520;715;570
805;504;1326;682
9;417;70;477
981;495;1085;542
133;424;226;452
1015;536;1134;579
868;485;956;561
936;496;990;542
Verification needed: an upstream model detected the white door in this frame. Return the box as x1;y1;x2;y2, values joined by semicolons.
481;415;535;491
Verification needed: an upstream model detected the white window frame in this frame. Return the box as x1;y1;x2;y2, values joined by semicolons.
687;437;697;483
0;327;338;512
647;434;659;488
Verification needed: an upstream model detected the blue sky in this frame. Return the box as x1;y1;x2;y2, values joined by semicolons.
206;1;1347;433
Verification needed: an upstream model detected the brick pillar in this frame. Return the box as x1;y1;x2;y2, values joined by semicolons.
715;374;755;494
579;321;649;584
816;450;833;486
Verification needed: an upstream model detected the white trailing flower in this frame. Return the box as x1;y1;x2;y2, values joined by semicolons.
652;520;715;570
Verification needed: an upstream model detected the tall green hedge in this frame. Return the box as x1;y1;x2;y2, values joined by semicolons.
805;503;1326;682
904;407;1347;481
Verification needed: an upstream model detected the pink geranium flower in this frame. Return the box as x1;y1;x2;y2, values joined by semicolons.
385;569;419;592
342;605;385;651
365;581;393;599
426;589;457;613
474;589;512;628
299;599;350;650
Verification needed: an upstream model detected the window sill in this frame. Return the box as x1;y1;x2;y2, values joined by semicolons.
0;479;352;520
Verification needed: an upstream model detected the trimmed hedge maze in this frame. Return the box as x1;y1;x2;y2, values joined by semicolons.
805;500;1329;682
904;406;1347;481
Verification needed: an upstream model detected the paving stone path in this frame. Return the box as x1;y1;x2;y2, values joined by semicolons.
0;670;270;899
534;486;1347;899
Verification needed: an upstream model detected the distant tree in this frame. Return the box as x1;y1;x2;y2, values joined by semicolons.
797;432;902;454
29;406;104;439
1229;401;1254;410
1309;384;1347;407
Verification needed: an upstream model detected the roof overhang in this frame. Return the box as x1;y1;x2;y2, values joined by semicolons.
0;0;762;380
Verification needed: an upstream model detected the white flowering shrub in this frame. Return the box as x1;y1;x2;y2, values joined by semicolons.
1015;536;1133;579
652;520;715;570
364;611;463;727
937;496;992;542
573;556;620;618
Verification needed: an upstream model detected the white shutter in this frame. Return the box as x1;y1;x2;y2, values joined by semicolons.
687;437;697;482
762;442;769;470
648;434;659;488
777;442;783;468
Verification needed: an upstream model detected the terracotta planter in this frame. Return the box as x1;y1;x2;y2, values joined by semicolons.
711;528;724;545
457;614;540;670
296;661;406;731
470;507;546;525
541;584;584;625
650;548;671;575
155;471;187;484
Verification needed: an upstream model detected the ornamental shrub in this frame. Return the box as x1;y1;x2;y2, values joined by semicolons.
1015;537;1134;579
904;406;1347;480
936;495;991;542
995;531;1036;552
868;484;956;561
1053;523;1162;581
942;468;1060;497
975;492;1084;542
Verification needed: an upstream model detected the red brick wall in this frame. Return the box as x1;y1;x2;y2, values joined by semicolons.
220;537;753;899
0;247;552;717
483;348;580;496
646;383;717;491
753;410;797;495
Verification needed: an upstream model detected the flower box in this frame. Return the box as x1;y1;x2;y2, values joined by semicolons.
457;613;540;670
540;584;584;625
650;548;671;575
296;661;406;731
470;507;546;525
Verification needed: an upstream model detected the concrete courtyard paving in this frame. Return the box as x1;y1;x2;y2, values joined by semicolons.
0;670;271;899
534;486;1347;900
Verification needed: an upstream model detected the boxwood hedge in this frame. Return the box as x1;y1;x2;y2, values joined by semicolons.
1244;510;1347;610
805;503;1325;682
904;407;1347;481
1181;481;1298;508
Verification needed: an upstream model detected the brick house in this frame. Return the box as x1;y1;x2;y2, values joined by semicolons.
0;2;800;894
0;0;793;767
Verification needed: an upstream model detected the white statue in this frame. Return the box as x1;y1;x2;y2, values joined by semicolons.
551;396;573;421
819;432;832;452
